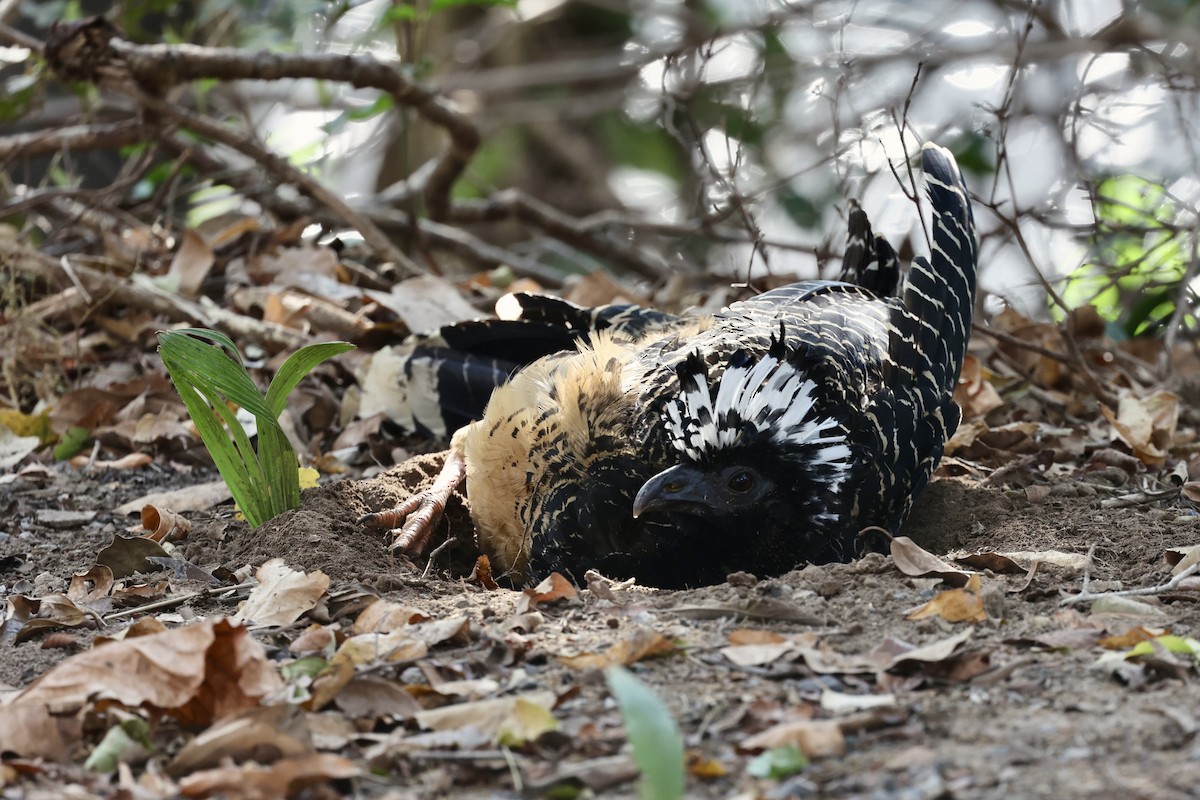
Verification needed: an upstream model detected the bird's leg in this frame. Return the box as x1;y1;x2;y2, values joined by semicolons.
359;448;467;554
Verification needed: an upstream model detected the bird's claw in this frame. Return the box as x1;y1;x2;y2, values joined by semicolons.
360;447;467;557
358;490;443;554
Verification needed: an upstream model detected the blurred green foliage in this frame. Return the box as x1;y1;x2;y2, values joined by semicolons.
1064;175;1194;338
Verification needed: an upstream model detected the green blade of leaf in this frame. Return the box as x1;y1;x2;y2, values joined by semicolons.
606;667;685;800
266;342;355;417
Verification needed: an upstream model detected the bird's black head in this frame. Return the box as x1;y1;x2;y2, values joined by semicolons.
631;341;866;577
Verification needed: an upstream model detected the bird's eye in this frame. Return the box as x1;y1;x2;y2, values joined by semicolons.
728;470;755;492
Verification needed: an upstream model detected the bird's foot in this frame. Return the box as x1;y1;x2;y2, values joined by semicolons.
359;449;467;554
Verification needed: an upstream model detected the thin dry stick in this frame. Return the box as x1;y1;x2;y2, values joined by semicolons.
1060;545;1200;606
104;580;256;621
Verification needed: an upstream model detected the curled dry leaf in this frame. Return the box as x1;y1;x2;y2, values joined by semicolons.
232;559;330;627
8;593;90;644
559;627;676;670
890;537;973;587
1165;544;1200;576
0;703;84;760
720;629;821;667
115;479;233;516
469;554;499;590
413;691;557;739
954;354;1005;419
886;628;975;672
67;565;115;614
517;572;579;614
140;505;192;543
68;452;153;470
177;753;359;799
169;704;312;776
353;599;429;634
9;617;283;727
1101;390;1179;467
167;229;216;297
740;718;845;758
334;676;422;721
1098;626;1167;650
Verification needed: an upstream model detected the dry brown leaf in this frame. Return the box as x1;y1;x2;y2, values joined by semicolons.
177;753;359;799
333;676;422;721
886;628;975;672
414;691;556;738
95;534;172;579
1101;390;1179;467
169;704;312;776
232;559;330;627
720;641;798;667
0;703;83;760
288;624;338;655
10;618;282;727
115;479;232;516
997;550;1089;572
140;505;191;543
1164;544;1200;576
906;574;988;623
728;629;790;646
365;275;482;334
406;615;471;647
559;627;676;669
740;718;845;758
7;593;90;644
167;230;216;297
330;631;429;668
890;537;973;587
1098;626;1167;650
245;244;339;287
67;565;115;614
68;452;154;470
469;554;500;590
954;354;1005;419
517;572;579;614
353;599;429;634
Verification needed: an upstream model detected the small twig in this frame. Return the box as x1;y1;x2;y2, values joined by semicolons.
0;120;149;161
1099;486;1180;509
450;190;678;280
1060;549;1200;606
972;322;1076;365
421;535;458;579
104;580;256;621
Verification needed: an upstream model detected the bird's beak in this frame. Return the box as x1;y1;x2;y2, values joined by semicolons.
632;464;710;518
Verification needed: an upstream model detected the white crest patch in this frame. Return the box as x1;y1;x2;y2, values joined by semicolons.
663;354;852;488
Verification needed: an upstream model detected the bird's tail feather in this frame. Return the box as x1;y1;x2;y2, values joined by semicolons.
895;143;978;398
840;199;901;297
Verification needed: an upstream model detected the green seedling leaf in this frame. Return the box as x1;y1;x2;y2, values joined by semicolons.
606;667;685;800
54;426;90;460
84;716;152;773
158;329;354;527
281;656;328;682
1126;635;1200;660
747;743;808;779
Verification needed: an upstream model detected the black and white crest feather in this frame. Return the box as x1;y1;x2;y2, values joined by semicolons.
662;349;853;487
